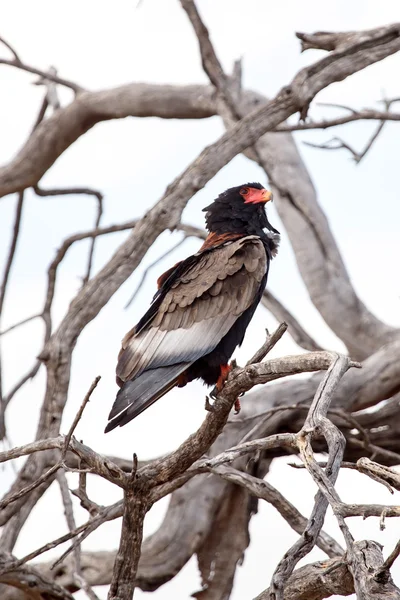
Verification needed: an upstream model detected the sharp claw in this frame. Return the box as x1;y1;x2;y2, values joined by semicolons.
210;385;218;400
205;396;216;412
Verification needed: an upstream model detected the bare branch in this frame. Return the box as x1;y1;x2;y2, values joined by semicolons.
0;313;41;337
276;108;400;132
247;323;288;365
57;470;101;600
63;376;101;457
0;36;21;63
33;185;103;201
209;464;343;558
303;97;399;163
0;55;83;93
0;462;61;512
376;538;400;577
0;191;25;438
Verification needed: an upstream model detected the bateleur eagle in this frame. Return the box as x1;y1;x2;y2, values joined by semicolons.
105;183;280;432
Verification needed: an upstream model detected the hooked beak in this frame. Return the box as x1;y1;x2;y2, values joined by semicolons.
244;188;273;205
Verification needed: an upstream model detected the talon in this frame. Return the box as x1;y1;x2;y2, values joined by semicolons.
205;396;215;412
210;385;218;400
234;398;241;414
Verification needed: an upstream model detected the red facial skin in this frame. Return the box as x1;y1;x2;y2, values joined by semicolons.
240;186;273;204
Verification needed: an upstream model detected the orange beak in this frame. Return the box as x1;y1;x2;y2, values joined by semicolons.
244;188;273;205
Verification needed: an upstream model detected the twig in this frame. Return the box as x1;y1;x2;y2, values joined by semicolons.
82;195;103;285
0;191;25;438
63;376;101;457
0;192;24;317
0;313;41;336
0;35;21;62
274;109;400;132
34;185;103;201
57;470;101;600
376;538;400;577
303;98;397;163
0;56;83;93
0;378;100;515
208;464;343;558
247;322;287;365
51;500;123;572
33;185;105;287
124;236;188;309
2;361;41;408
71;463;102;516
0;462;61;510
5;500;123;571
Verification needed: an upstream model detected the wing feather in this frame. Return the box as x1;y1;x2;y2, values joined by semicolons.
117;236;267;383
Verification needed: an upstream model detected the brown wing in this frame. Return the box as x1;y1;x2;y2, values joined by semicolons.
116;236;267;383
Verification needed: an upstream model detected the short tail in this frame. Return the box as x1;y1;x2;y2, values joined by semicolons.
104;363;189;433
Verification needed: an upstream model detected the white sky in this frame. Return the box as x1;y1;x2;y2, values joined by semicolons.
1;1;400;599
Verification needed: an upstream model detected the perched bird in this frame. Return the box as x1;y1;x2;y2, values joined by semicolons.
105;183;279;432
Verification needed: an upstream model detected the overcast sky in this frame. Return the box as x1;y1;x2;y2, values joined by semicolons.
1;1;400;599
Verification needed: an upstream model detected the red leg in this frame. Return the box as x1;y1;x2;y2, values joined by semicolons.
213;364;241;415
215;363;232;392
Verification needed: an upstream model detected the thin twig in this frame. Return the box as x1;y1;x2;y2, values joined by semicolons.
0;35;21;62
208;464;343;557
57;470;101;600
124;236;188;309
70;462;102;516
247;322;287;365
0;192;24;315
33;186;103;201
3;361;41;408
303;98;397;163
0;313;42;336
63;376;101;457
0;191;25;438
376;538;400;576
82;195;103;285
0;57;83;93
0;462;61;510
274;109;400;132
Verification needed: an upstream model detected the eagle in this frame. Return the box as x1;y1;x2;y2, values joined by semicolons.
105;183;279;432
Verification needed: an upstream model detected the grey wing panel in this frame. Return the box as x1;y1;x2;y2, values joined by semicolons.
106;362;189;431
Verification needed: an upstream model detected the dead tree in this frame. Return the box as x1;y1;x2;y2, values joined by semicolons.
1;5;400;599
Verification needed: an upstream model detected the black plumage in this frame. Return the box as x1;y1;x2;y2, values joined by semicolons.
105;183;280;432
